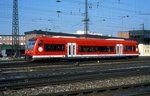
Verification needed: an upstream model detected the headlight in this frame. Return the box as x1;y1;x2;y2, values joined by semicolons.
38;47;43;52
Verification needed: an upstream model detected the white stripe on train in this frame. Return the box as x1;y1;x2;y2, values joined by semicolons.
32;54;139;59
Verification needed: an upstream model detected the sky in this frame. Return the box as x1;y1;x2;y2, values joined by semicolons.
0;0;150;36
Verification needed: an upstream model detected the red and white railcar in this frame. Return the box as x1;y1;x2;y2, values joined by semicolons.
25;36;139;61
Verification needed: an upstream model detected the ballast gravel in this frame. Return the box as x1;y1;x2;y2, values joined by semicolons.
2;75;150;96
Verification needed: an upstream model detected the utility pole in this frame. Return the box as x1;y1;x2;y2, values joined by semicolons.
12;0;20;57
83;0;89;34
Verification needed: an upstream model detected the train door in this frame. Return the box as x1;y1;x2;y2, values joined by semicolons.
67;43;76;57
116;44;123;55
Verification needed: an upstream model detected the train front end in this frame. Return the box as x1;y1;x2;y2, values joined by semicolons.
25;37;37;61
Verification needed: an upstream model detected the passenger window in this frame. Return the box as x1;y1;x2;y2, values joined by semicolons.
78;46;114;52
38;40;43;46
44;44;65;52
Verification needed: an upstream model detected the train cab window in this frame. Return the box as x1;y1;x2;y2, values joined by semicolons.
44;44;65;52
26;38;37;50
38;40;43;46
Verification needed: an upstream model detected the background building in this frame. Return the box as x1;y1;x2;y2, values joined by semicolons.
25;30;120;44
0;35;25;45
118;30;150;56
118;31;129;39
0;35;25;57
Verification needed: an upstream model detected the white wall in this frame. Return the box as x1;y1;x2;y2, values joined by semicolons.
138;44;150;56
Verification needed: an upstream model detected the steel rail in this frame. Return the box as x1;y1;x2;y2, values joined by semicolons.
1;58;150;74
0;56;148;68
0;65;150;91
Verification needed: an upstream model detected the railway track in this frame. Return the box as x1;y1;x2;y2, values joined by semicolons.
0;57;150;95
1;57;150;74
0;56;148;68
0;62;150;91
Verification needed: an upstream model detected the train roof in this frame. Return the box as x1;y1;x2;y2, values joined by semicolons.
32;36;137;44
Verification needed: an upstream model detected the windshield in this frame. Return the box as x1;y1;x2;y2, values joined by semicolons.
26;38;37;50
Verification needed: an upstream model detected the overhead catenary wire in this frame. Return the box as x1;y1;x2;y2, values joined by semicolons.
0;0;150;35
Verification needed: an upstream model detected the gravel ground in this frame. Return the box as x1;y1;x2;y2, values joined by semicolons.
2;75;150;96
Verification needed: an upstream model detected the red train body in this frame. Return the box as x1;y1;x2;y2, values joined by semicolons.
25;36;139;61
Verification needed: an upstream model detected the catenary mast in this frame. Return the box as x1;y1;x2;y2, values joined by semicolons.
12;0;20;57
84;0;89;34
